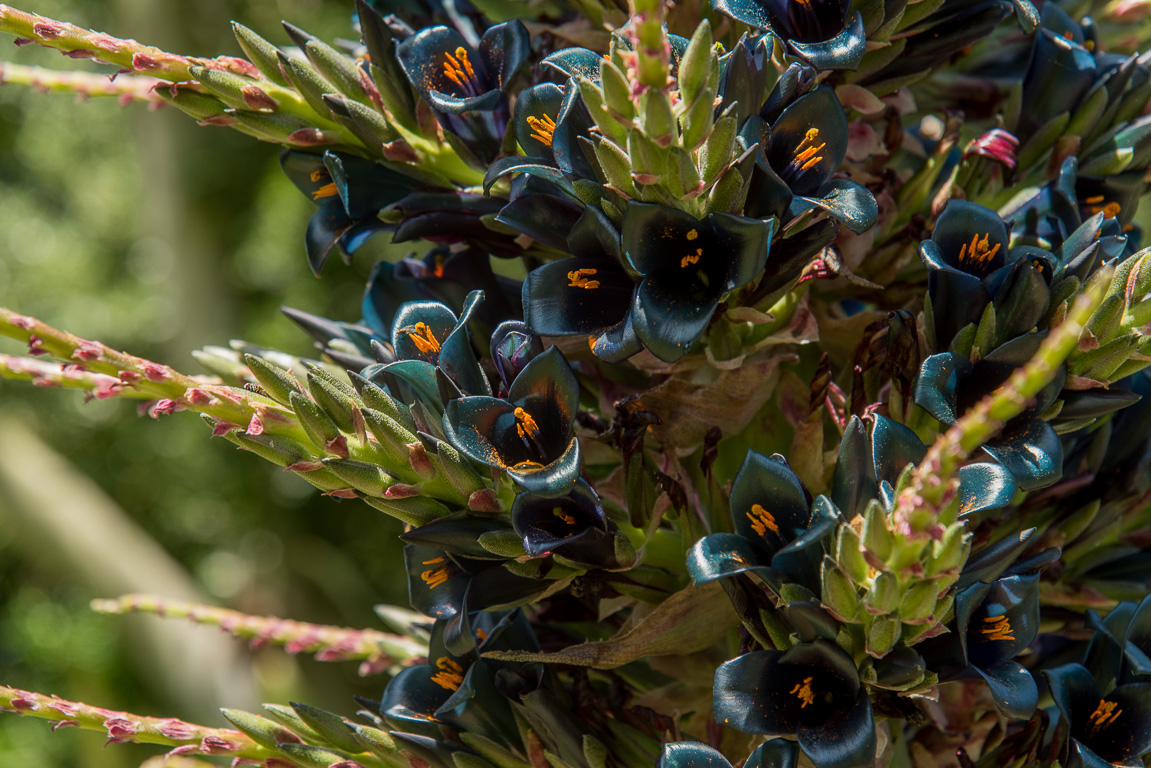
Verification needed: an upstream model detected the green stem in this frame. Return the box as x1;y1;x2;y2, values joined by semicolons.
91;594;425;674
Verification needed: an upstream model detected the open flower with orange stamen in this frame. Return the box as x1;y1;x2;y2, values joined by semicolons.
713;640;877;768
442;346;581;495
1043;662;1151;768
917;565;1044;719
396;21;530;164
687;449;836;592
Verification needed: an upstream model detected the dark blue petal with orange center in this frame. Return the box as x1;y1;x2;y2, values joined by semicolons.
790;178;878;234
956;462;1018;516
657;743;733;768
631;280;722;362
495;194;583;252
511;479;615;565
687;532;777;585
513;82;564;163
405;544;470;620
766;86;847;197
522;257;636;339
970;659;1038;720
505;439;582;496
788;12;866;71
797;686;875;768
928;200;1010;278
392;301;459;364
980;417;1063;490
730;450;811;560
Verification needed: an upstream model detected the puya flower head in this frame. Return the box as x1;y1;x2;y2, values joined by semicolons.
740;86;877;297
511;479;629;569
442;346;581;495
520;206;644;363
711;0;866;71
396;20;530;164
714;639;877;768
917;570;1043;718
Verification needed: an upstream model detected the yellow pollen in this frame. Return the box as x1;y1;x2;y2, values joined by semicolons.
421;566;450;589
422;557;445;565
567;268;600;289
553;508;576;525
309;170;327;183
443;47;477;87
978;615;1015;641
1084;195;1105;204
430;657;465;691
475;627;488;642
681;248;703;268
515;407;541;441
1062;30;1074;39
790;127;825;172
526;114;557;146
790;676;815;708
686;229;699;241
747;504;781;537
407;322;441;355
1089;700;1122;731
434;253;446;278
312;182;338;200
958;232;1001;266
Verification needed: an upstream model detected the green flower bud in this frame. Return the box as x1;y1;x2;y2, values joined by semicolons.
866;614;902;657
866;570;901;614
822;556;862;622
835;523;871;586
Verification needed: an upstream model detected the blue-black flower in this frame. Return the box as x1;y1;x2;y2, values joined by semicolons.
915;334;1065;490
520;206;643;363
364;290;491;408
714;640;876;768
917;571;1042;718
396;21;530;164
711;0;866;71
1043;662;1151;768
511;479;624;569
621;202;774;362
687;449;834;592
442;346;581;495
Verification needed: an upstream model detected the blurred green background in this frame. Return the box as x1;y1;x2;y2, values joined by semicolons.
0;2;409;765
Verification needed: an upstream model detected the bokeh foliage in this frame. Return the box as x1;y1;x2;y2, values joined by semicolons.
0;2;409;765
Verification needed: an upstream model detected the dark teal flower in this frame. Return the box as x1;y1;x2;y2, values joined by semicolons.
711;0;865;70
511;479;620;568
622;202;774;362
1083;594;1151;688
280;149;419;276
396;21;530;163
687;449;834;591
380;613;535;746
1043;663;1151;768
1019;5;1098;142
917;572;1041;718
403;544;555;655
520;206;642;363
658;740;797;768
365;290;491;408
740;86;877;290
915;334;1065;490
714;640;876;768
442;346;581;495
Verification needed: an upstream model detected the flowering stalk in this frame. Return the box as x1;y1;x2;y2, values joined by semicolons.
91;594;425;676
0;5;258;83
0;685;274;761
0;353;139;400
910;266;1113;510
0;60;165;104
